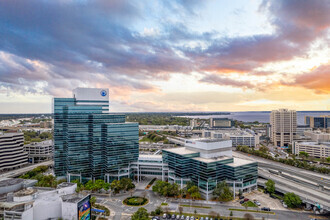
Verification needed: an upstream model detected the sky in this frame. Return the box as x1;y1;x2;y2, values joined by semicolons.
0;0;329;113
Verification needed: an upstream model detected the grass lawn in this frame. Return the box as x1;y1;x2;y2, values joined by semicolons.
161;202;168;206
180;205;211;209
128;197;144;203
228;208;275;215
242;201;257;207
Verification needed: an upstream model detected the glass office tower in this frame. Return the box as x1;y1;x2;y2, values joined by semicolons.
53;88;138;182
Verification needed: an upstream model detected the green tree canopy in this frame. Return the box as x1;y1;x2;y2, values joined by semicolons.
299;151;309;159
213;181;233;202
265;179;275;194
132;207;149;220
284;192;302;208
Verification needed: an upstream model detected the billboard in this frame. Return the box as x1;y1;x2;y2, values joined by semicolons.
78;195;91;220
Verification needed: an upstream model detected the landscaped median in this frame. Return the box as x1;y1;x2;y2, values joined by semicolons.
180;204;211;209
167;211;253;220
123;196;149;206
228;208;275;215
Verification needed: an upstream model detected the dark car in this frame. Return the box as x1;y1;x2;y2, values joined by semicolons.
240;200;245;204
244;198;249;202
239;196;244;199
261;207;271;211
167;214;172;219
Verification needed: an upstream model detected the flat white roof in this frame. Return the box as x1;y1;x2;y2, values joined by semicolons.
226;157;256;167
163;147;197;155
138;155;163;159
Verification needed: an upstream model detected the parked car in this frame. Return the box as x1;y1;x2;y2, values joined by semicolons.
244;198;249;202
163;214;167;219
152;217;160;220
239;195;244;199
254;200;261;206
181;215;185;220
186;216;190;220
177;215;181;219
190;216;195;220
282;202;288;208
205;217;209;220
172;214;176;219
200;217;204;220
240;200;245;204
261;207;271;211
270;194;276;199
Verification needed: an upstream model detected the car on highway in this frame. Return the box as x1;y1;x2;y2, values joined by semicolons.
261;207;271;211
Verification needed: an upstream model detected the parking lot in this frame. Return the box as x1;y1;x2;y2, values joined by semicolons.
228;190;286;210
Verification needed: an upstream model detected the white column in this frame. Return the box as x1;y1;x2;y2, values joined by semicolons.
206;181;209;201
181;178;183;189
233;180;235;200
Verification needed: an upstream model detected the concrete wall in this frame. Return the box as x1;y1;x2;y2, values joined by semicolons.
62;202;78;220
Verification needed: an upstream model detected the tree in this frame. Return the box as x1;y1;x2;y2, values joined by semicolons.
188;186;201;200
179;206;183;215
131;208;149;220
326;157;330;163
213;181;233;202
283;192;302;208
299;151;309;159
110;180;122;194
90;197;96;207
259;146;268;154
230;211;233;216
265;179;275;194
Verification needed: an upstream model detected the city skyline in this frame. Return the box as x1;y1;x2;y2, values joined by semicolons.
0;0;329;113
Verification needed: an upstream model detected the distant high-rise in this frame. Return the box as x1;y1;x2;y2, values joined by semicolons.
270;109;297;147
209;118;234;128
305;115;330;129
53;88;139;182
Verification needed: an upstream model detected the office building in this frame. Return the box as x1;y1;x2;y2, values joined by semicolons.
210;118;234;128
131;138;258;200
163;139;257;200
0;133;28;172
304;130;330;142
305;115;330;129
270;109;297;147
53;88;138;182
293;141;330;158
24;140;53;164
296;125;313;136
202;129;258;147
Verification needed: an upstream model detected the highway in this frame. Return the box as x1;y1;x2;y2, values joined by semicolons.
0;160;53;180
233;151;330;212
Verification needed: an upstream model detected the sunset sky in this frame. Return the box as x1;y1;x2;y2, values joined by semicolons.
0;0;329;113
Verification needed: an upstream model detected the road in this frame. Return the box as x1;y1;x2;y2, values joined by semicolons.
95;190;316;220
0;160;53;180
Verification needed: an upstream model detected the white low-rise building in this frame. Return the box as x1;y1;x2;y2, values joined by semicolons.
293;141;330;158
